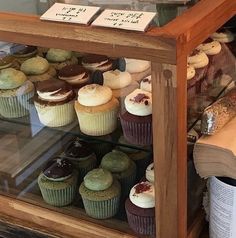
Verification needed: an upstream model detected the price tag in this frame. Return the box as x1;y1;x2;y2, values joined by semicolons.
92;9;156;32
40;3;100;24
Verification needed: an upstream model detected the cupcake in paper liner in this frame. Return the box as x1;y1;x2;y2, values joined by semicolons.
120;89;152;146
21;56;56;83
46;48;78;71
75;84;119;136
34;79;76;127
62;138;97;183
0;68;34;118
125;181;156;236
100;150;137;199
79;168;121;219
38;158;78;207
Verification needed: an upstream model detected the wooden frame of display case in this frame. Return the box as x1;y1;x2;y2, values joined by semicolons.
0;0;235;237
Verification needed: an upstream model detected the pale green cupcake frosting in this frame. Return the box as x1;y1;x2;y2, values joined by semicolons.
101;150;130;173
84;168;113;191
21;56;49;75
0;68;27;89
46;49;72;62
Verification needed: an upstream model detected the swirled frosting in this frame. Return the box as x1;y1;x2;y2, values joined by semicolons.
196;38;222;56
129;181;155;208
125;58;151;73
187;65;196;80
188;49;209;69
211;29;235;43
84;168;113;191
103;70;132;89
140;75;152;92
125;89;152;116
146;163;154;183
78;84;112;106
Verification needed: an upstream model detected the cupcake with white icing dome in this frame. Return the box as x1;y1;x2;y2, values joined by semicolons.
125;58;151;82
125;181;155;236
34;79;76;127
38;158;78;207
79;168;121;219
120;89;152;145
75;84;119;136
140;75;151;92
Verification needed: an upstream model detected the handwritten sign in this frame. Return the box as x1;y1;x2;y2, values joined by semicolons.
40;3;100;24
92;9;156;32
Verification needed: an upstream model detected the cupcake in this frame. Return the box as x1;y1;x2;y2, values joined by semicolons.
74;84;119;136
46;48;78;71
38;158;78;207
0;54;20;70
20;56;56;83
100;150;137;198
146;163;154;184
63;138;97;182
34;79;76;127
187;49;209;94
58;65;91;89
79;168;121;219
0;68;34;118
125;181;155;236
124;58;151;82
120;89;152;146
12;45;37;64
82;54;113;72
140;75;152;92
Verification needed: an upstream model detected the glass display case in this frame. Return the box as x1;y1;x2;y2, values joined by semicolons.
0;0;235;238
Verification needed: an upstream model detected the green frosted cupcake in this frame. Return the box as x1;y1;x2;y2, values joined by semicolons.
63;138;97;183
0;68;34;118
79;168;121;219
100;150;137;199
38;158;78;207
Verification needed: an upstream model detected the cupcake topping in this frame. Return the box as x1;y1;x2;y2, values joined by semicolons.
140;75;152;92
130;181;155;208
125;58;151;73
58;65;90;85
21;56;49;75
188;50;209;69
46;48;72;63
196;38;222;56
82;54;111;71
84;168;113;191
146;163;154;183
36;79;73;102
43;158;73;181
187;64;196;80
125;89;152;116
64;139;94;159
0;68;27;90
101;150;130;173
13;45;37;56
77;84;112;106
211;28;235;43
103;69;132;89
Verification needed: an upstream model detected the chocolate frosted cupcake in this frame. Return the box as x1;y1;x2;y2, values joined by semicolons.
0;68;34;118
63;138;97;182
34;79;76;127
12;45;37;64
58;65;91;89
140;75;152;92
38;158;78;207
100;150;136;198
120;89;152;146
20;56;56;83
79;168;121;219
125;181;155;236
124;58;151;83
75;84;119;136
82;54;113;73
46;48;78;71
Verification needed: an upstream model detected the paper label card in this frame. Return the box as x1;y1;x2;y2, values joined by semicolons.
92;9;156;32
40;3;100;24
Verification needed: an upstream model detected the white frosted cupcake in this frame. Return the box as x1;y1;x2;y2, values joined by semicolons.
74;84;119;136
140;75;151;92
125;58;151;82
